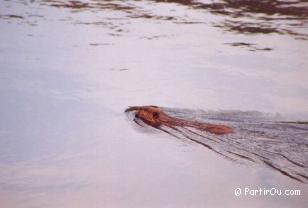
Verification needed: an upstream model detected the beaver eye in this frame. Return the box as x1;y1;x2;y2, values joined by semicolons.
152;112;159;119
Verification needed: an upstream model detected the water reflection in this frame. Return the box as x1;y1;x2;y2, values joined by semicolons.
0;14;24;19
48;0;91;9
225;42;273;51
1;0;308;207
154;0;308;39
2;0;307;43
41;0;135;12
156;0;308;19
37;0;308;39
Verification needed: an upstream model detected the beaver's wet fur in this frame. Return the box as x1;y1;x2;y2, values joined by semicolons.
125;106;233;135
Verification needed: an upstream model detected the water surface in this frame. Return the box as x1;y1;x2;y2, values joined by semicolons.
1;0;308;207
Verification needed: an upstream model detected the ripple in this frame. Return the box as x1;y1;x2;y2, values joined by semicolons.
126;106;308;183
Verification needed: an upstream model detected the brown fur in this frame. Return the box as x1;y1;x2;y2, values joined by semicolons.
125;106;233;135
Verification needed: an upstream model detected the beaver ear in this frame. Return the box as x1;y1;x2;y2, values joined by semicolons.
153;112;159;119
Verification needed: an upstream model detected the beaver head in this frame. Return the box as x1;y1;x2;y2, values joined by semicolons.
125;106;163;127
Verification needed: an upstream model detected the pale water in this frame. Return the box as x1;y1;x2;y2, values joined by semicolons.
1;0;308;207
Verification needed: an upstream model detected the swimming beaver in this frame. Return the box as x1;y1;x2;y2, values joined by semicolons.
125;105;233;135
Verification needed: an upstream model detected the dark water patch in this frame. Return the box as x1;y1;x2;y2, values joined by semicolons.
152;0;308;39
225;42;272;51
27;13;45;18
140;35;169;40
173;21;203;24
118;68;128;71
92;2;136;12
0;14;24;20
126;106;308;183
128;13;177;21
41;0;136;12
108;33;122;37
153;0;308;19
40;0;193;24
35;0;308;41
217;21;283;34
43;0;92;10
74;20;129;36
89;43;111;46
281;121;308;125
216;20;308;40
110;68;129;71
75;21;111;26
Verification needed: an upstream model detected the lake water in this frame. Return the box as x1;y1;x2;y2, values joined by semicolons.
0;0;308;207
